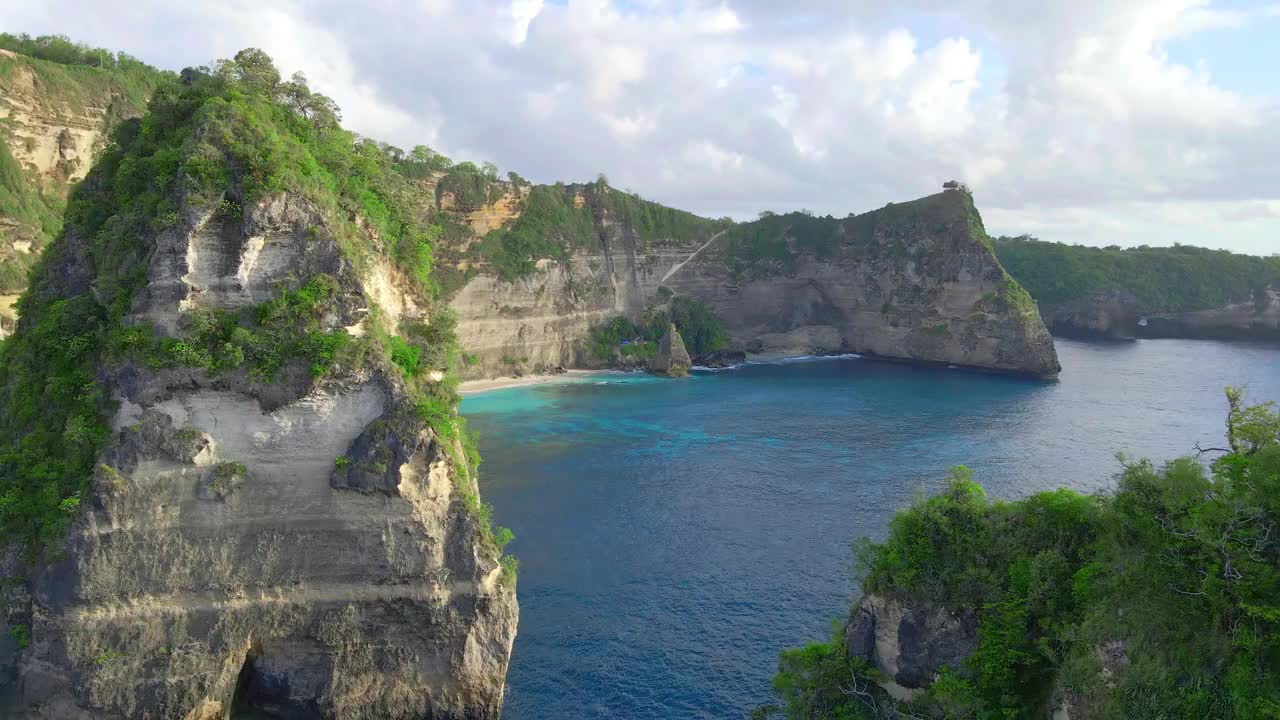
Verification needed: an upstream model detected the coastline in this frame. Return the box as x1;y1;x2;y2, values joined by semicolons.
458;369;603;395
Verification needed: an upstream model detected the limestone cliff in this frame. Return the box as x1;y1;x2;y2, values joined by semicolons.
441;184;1060;379
0;52;515;719
993;235;1280;344
440;181;719;378
1137;287;1280;341
1042;290;1141;340
1040;288;1280;342
0;46;167;335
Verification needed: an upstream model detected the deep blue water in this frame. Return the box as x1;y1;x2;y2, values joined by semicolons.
462;338;1280;720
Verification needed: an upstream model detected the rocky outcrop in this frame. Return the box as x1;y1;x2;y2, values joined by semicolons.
3;193;516;719
843;593;979;701
443;186;1060;380
1042;290;1140;340
647;323;691;377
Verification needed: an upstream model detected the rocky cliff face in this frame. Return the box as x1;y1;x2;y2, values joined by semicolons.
668;191;1060;378
1039;287;1280;342
3;191;517;719
442;186;1060;380
442;182;714;378
0;48;162;336
1138;287;1280;341
1042;290;1140;340
843;593;978;702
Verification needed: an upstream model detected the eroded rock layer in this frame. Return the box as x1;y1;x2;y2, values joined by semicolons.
5;194;516;719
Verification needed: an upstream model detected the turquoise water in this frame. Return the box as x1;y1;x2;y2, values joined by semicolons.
462;339;1280;720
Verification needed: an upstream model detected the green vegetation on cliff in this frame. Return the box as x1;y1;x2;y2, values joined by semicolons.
0;36;173;293
766;389;1280;719
993;236;1280;313
471;179;723;283
717;191;1000;281
587;296;730;363
0;138;61;291
0;49;498;555
479;184;595;281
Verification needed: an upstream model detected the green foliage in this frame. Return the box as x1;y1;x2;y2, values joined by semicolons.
587;297;729;362
717;211;842;278
586;315;651;362
770;390;1280;719
472;182;722;282
8;622;30;650
108;275;363;382
0;137;63;292
396;145;453;178
768;639;874;720
438;162;495;209
0;42;171;293
590;181;722;248
478;185;588;280
0;34;171;112
993;235;1280;313
667;297;730;357
500;554;520;587
717;191;1005;283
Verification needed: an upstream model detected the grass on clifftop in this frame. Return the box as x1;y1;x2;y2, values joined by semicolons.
764;389;1280;720
0;49;505;561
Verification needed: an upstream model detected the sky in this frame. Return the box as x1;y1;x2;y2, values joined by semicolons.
2;0;1279;254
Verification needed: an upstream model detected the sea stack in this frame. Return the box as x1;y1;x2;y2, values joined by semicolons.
648;323;692;377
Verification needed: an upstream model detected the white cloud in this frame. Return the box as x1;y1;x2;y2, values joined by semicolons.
0;0;1276;252
504;0;545;45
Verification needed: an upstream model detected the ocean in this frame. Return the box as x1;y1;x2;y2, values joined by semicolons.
462;338;1280;720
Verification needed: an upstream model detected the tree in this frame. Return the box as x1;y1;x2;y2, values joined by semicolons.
224;48;281;92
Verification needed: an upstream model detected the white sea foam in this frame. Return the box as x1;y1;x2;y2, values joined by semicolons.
692;353;862;373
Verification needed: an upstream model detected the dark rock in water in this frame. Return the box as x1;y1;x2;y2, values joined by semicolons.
843;593;979;698
1043;290;1139;340
648;323;692;377
696;348;746;368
